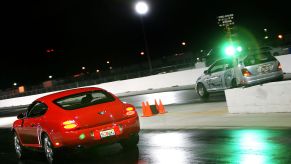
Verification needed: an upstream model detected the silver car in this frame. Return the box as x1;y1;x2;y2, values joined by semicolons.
195;52;283;99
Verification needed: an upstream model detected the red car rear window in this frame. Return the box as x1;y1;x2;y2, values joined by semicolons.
53;90;115;110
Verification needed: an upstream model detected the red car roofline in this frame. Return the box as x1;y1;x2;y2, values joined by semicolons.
37;87;104;102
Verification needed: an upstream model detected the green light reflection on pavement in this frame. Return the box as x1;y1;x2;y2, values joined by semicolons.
229;130;281;164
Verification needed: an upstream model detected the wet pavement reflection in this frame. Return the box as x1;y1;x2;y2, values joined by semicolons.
139;129;291;164
1;128;291;164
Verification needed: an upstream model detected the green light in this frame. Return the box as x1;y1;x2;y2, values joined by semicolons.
237;46;242;52
79;133;86;140
240;132;264;150
225;46;235;56
228;130;280;164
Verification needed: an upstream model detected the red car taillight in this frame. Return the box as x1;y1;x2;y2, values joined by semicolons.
242;68;252;77
278;62;282;71
125;106;136;116
63;120;78;130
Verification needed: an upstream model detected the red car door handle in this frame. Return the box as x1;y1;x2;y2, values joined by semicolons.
30;123;35;127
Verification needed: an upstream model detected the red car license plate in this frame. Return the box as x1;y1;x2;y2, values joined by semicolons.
100;129;115;138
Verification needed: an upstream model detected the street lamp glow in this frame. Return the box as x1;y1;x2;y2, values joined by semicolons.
134;1;152;72
82;67;86;70
140;51;145;56
181;42;186;46
13;82;17;86
135;1;149;15
96;69;100;73
48;75;53;79
106;61;110;64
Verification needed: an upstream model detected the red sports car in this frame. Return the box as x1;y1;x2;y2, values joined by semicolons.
12;87;140;163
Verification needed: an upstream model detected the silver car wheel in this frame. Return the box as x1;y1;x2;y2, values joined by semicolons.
43;136;54;163
14;134;22;159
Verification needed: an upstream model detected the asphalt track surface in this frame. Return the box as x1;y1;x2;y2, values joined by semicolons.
1;88;291;163
1;128;291;164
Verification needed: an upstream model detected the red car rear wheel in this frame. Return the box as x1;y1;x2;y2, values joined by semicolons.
42;134;57;164
120;133;139;150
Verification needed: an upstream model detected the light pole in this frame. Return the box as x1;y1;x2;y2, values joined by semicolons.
217;14;240;86
135;1;152;73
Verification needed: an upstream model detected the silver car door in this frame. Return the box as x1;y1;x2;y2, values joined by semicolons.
207;60;225;91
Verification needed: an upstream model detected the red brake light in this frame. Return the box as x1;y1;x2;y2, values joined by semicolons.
278;62;282;70
126;107;134;111
242;68;252;77
125;106;136;116
63;120;77;130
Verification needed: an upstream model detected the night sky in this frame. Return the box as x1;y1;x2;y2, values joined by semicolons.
1;0;290;90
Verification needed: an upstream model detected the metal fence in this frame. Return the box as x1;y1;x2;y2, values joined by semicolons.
0;54;197;100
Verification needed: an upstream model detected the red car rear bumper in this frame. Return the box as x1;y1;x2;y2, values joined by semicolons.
50;116;140;148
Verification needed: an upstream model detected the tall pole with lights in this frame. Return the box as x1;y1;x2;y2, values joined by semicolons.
135;1;152;73
217;14;240;86
217;14;235;45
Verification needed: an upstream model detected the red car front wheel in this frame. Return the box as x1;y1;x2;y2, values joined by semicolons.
13;132;29;159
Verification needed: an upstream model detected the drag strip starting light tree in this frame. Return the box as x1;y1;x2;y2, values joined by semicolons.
217;14;242;57
217;14;242;85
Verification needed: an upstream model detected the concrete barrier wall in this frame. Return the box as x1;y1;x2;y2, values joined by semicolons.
0;54;290;109
225;54;291;114
0;67;206;108
225;80;291;113
93;68;206;94
276;54;291;73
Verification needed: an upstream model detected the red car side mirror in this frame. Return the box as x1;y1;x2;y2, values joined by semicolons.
17;112;26;119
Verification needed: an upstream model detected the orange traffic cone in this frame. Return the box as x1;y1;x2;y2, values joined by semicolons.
154;99;159;111
158;99;166;114
142;102;146;115
142;101;153;117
